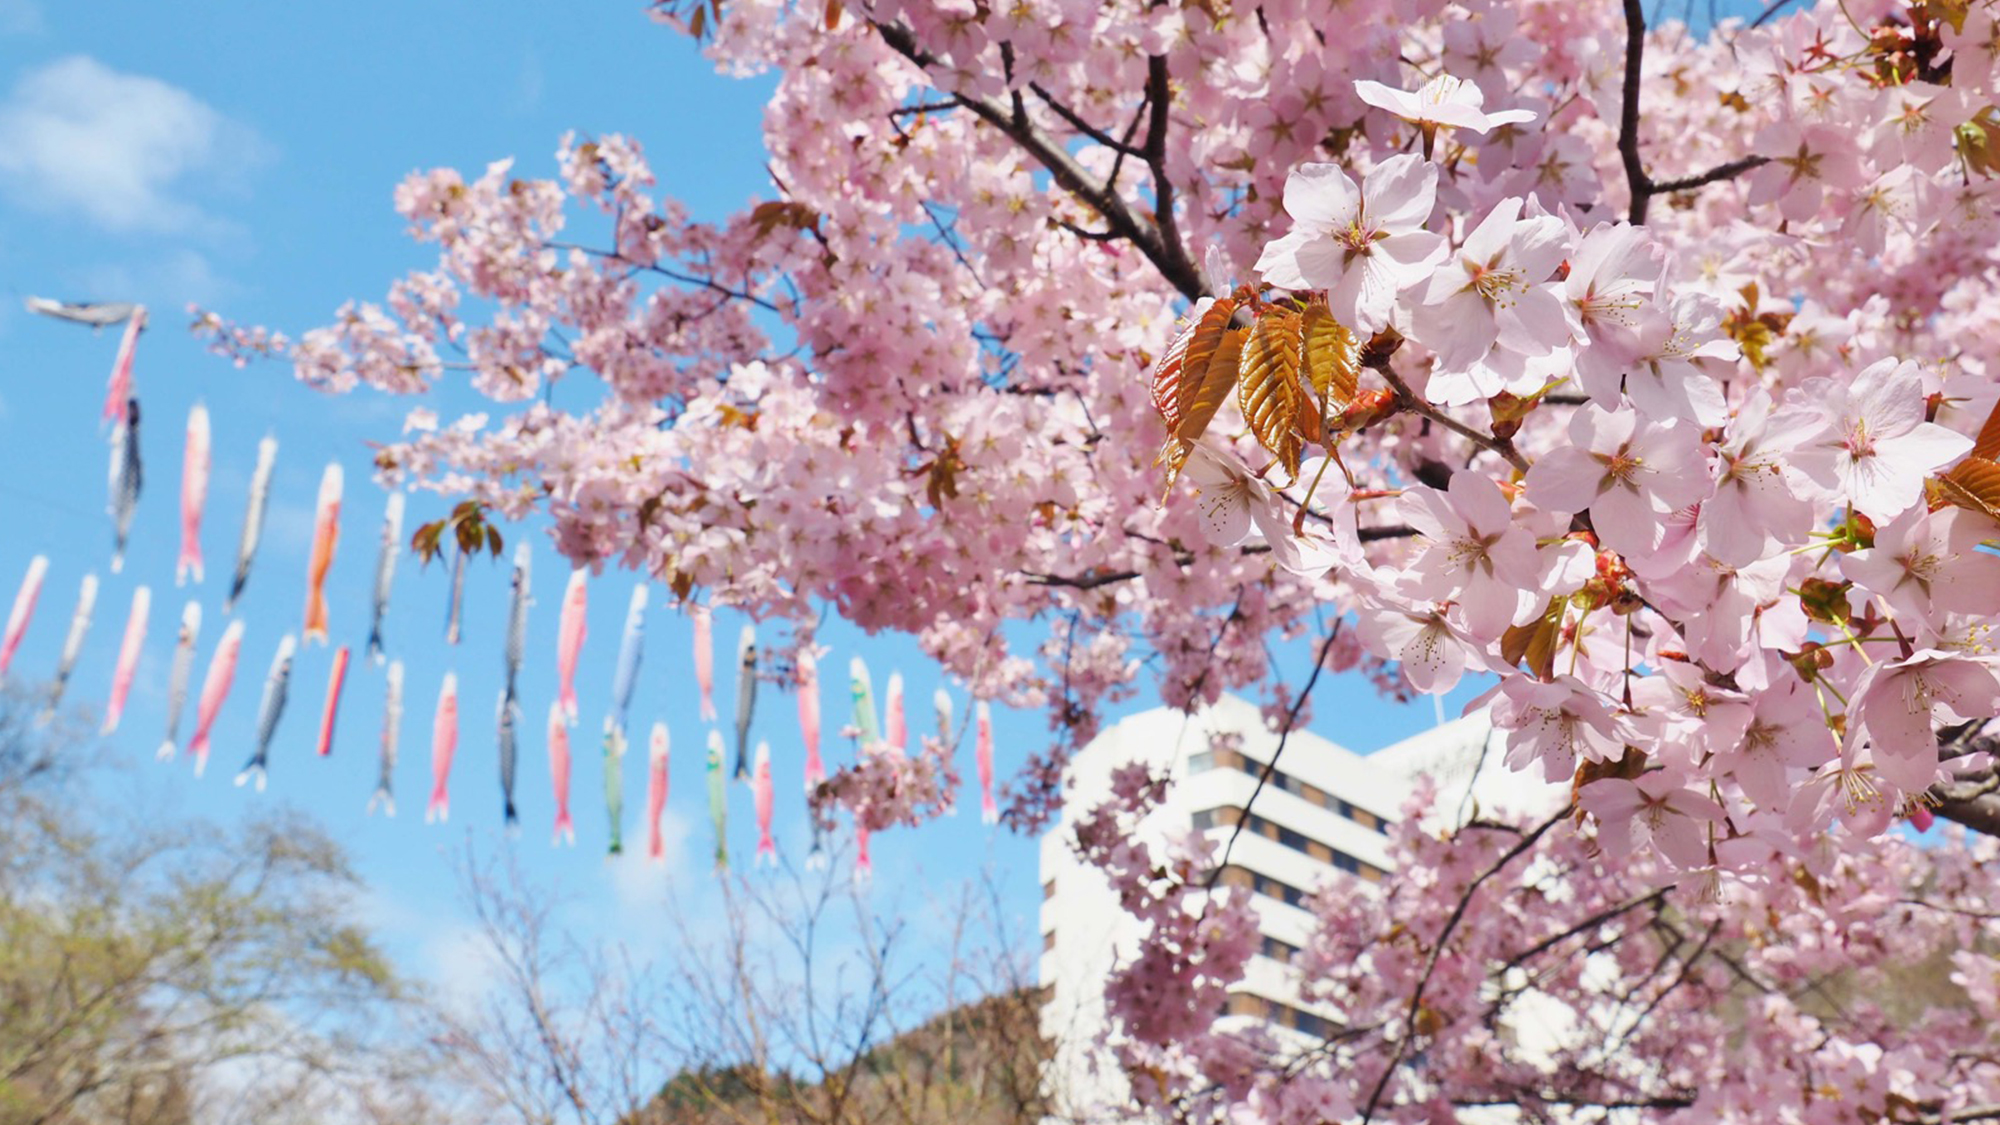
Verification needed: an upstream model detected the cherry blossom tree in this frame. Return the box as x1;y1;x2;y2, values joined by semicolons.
201;0;2000;1116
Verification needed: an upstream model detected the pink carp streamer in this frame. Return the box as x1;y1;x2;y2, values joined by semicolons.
316;645;350;757
692;605;716;721
188;619;246;778
549;701;575;846
101;306;146;424
178;403;210;585
647;721;670;861
302;463;343;644
797;649;823;792
101;585;150;734
884;672;907;753
556;569;587;724
976;701;997;825
426;672;459;824
753;740;776;866
855;821;872;886
0;555;49;684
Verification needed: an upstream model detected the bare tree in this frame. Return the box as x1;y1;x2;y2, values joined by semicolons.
431;843;1056;1125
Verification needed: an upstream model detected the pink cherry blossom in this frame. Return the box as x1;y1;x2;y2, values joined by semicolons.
1394;471;1540;639
1851;651;2000;795
1252;154;1446;332
1784;357;1974;523
1579;769;1724;870
1413;196;1570;388
1523;405;1711;562
1354;71;1538;136
1492;675;1626;783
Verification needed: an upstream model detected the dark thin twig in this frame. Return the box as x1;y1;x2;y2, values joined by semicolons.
1205;623;1343;885
1749;0;1802;28
1358;807;1572;1124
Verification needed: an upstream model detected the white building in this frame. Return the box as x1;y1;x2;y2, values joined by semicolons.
1037;694;1559;1122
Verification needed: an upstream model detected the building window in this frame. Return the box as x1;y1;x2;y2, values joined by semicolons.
1260;935;1299;964
1043;929;1056;952
1043;878;1056;900
1196;756;1393;834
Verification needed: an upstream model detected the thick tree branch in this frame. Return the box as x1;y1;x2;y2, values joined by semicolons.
870;20;1207;302
1934;789;2000;837
1618;1;1769;221
1618;0;1656;223
1027;83;1144;156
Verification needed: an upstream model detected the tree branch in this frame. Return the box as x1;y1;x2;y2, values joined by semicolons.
1617;2;1768;221
1650;154;1770;194
1372;359;1531;474
870;21;1207;302
1359;808;1572;1125
1618;0;1657;223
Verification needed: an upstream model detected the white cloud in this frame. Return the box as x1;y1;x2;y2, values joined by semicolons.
71;247;239;309
0;55;268;234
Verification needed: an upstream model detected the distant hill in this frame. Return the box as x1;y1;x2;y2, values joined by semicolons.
635;989;1051;1125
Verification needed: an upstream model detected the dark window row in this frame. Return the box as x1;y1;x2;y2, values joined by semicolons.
1223;992;1336;1039
1260;934;1300;964
1187;749;1392;834
1191;807;1389;884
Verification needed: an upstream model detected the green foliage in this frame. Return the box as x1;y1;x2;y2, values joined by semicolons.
0;687;441;1125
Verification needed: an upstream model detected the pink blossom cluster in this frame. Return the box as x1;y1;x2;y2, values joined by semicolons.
202;0;2000;1103
1080;775;2000;1123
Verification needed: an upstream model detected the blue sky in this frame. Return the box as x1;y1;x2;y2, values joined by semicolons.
0;0;1624;1029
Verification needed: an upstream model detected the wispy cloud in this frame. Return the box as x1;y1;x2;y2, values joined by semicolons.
0;55;269;234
